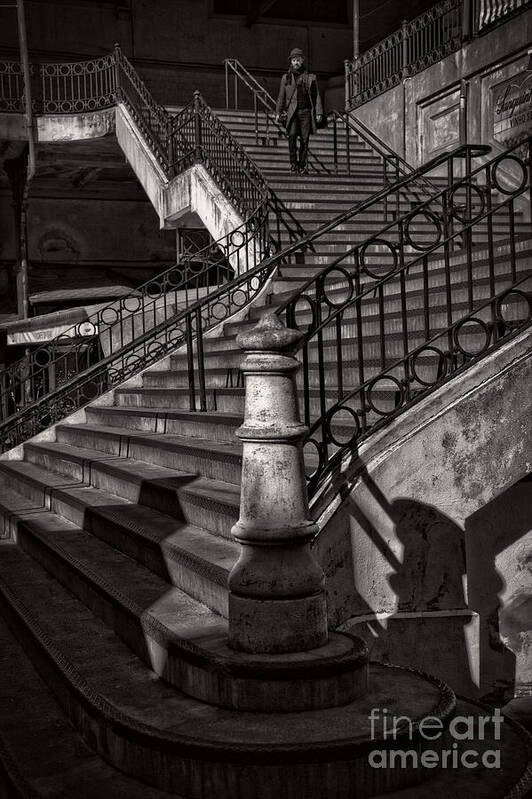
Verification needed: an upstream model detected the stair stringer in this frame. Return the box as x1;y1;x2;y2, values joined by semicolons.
115;104;250;251
312;326;532;699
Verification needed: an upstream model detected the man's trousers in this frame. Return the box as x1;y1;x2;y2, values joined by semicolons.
287;108;312;168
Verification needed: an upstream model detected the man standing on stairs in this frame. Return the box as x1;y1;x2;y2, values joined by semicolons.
275;48;323;174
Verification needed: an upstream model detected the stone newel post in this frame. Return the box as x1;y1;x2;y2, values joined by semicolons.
228;314;328;653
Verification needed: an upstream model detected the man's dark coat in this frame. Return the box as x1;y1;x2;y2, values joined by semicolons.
275;70;323;133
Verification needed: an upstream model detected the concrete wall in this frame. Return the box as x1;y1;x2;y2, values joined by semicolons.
314;328;532;701
351;10;532;166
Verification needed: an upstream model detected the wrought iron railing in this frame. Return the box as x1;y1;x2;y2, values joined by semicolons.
0;61;24;112
345;0;463;109
473;0;531;33
0;47;286;221
41;54;116;114
345;0;532;110
85;138;527;500
119;140;523;467
0;202;276;450
0;46;309;442
273;138;532;494
222;54;441;209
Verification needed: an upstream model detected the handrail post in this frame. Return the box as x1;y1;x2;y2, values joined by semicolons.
167;117;175;178
193;90;202;162
333;113;338;173
401;19;408;76
345;112;351;175
228;314;328;653
224;59;229;109
113;42;121;99
344;59;351;112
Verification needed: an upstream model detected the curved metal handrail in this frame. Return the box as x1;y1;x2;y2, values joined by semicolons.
275;137;532;495
0;212;301;451
0;135;483;446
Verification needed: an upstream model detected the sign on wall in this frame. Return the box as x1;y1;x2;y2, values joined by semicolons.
492;53;532;146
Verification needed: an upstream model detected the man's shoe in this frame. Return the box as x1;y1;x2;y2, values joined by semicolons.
299;165;309;174
290;164;298;172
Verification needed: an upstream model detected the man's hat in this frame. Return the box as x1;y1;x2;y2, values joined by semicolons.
289;48;305;60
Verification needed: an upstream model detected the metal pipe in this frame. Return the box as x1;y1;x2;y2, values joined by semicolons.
16;0;34;320
353;0;360;61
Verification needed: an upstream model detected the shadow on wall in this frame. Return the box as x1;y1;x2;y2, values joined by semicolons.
466;472;532;703
334;466;484;699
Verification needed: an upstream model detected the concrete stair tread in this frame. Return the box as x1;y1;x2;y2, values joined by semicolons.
86;501;239;577
2;469;237;584
0;454;242;516
86;405;243;424
6;545;529;799
53;423;243;460
0;610;179;799
0;545;448;746
0;488;227;646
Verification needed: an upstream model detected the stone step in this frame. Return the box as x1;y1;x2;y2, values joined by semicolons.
0;457;241;539
0;608;175;799
51;425;242;484
0;486;233;692
0;553;528;799
85;405;242;442
0;543;480;798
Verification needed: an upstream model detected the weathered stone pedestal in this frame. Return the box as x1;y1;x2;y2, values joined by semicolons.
228;314;327;655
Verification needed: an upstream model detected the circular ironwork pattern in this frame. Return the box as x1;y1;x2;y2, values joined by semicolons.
326;405;361;447
410;346;448;387
366;375;405;416
303;438;324;483
496;289;532;326
100;307;119;326
452;318;491;357
404;209;443;251
321;267;354;307
289;295;316;334
491;155;528;196
123;296;142;314
449;181;486;223
359;239;398;280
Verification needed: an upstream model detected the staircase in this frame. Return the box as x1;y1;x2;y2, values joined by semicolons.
217;109;530;263
0;232;531;796
0;52;532;799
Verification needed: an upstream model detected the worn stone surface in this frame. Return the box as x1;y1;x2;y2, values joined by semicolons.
316;330;532;698
352;11;532;166
229;314;328;653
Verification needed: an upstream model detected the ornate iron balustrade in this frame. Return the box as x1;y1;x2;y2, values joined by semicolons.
473;0;531;33
0;47;276;222
0;201;276;450
345;0;463;109
345;0;532;110
0;61;24;112
41;54;116;114
114;46;172;168
273;138;532;495
0;46;310;449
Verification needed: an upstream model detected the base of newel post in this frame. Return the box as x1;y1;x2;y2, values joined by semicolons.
228;313;328;654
